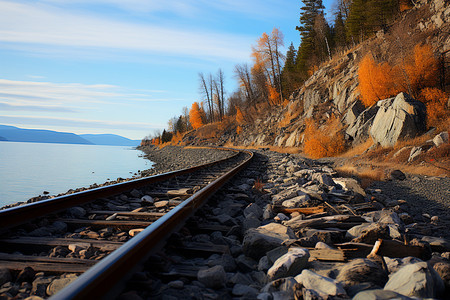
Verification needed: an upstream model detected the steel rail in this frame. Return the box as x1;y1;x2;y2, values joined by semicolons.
51;150;253;300
0;148;240;230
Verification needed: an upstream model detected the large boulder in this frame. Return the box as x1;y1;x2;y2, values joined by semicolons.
336;258;388;289
384;261;445;298
242;223;296;260
370;93;427;147
346;105;379;145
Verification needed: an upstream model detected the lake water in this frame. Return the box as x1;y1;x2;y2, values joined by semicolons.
0;141;153;207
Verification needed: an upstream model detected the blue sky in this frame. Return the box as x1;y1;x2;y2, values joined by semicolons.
0;0;336;140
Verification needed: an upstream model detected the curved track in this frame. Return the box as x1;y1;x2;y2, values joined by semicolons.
0;148;253;299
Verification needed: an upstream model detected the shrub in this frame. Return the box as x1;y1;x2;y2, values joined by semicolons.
358;54;402;107
404;44;439;92
419;87;449;126
303;116;346;159
236;126;242;135
235;107;245;124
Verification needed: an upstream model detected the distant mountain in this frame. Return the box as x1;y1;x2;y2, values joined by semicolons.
0;125;93;145
79;134;141;147
0;125;140;146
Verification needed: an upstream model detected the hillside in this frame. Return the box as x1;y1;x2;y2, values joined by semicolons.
178;0;449;176
79;134;140;147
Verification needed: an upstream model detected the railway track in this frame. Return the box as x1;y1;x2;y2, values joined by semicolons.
0;148;253;299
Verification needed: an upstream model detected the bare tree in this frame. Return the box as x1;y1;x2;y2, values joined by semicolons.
199;72;214;123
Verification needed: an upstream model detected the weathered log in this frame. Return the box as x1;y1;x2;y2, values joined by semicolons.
283;215;366;230
367;239;429;260
272;205;326;215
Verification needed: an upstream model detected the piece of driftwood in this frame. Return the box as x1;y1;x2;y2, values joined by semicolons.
367;239;429;260
323;201;342;215
283;215;366;230
309;249;347;262
335;242;374;258
272;205;326;215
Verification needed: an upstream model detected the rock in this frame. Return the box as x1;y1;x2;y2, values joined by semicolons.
141;195;154;204
0;268;12;286
274;213;290;222
67;207;86;218
153;200;169;208
336;258;388;288
215;214;237;226
244;203;263;219
384;262;444;298
384;257;423;274
281;194;310;208
50;221;67;234
243;223;296;260
243;213;261;232
46;276;78;296
29;227;52;237
421;236;450;252
351;223;390;244
315;242;334;249
311;173;335;186
304;229;345;244
353;289;413;300
370;93;427;147
197;265;226;289
167;280;184;289
32;277;53;297
433;131;449;147
408;146;422;162
235;255;257;273
295;269;347;298
130;189;141;198
333;177;366;196
258;256;271;272
68;243;91;253
232;284;258;297
346;223;372;240
390;170;406;181
267;248;310;280
433;262;450;290
346;105;379;145
17;267;36;283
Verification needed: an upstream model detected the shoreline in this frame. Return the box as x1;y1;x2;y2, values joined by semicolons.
0;146;235;210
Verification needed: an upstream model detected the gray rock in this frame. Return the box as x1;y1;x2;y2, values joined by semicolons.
304;228;345;244
346;105;379;145
266;246;289;264
232;284;258;297
215;214;237;226
29;227;52;237
258;256;271;272
243;223;296;260
46;276;78;296
311;173;335;186
32;277;53;297
421;236;450;252
336;258;388;288
353;289;413;300
433;131;449;147
384;257;423;274
295;269;347;298
67;206;86;218
243;213;261;232
244;203;263;219
229;272;253;286
197;265;226;289
17;267;36;283
333;177;366;196
0;268;12;286
130;189;141;198
141;195;154;204
263;204;275;220
384;261;444;298
50;221;67;234
236;255;257;273
281;194;309;208
346;223;372;240
370;93;427;147
315;242;334;249
167;280;184;289
390;170;406;180
267;248;310;280
408;146;422;162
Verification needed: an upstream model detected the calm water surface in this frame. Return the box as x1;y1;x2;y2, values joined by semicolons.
0;141;153;207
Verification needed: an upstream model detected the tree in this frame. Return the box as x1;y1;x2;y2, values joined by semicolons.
281;43;300;97
213;69;225;120
235;106;245;124
189;102;204;129
234;63;255;106
199;72;214;122
404;44;439;94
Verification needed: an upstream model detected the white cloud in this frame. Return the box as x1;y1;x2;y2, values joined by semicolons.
0;1;252;61
0;79;169;112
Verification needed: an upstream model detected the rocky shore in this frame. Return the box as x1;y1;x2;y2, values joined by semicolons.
129;148;450;299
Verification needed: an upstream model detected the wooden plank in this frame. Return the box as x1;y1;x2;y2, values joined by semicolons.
272;206;326;215
309;249;346;262
283;215;366;230
0;253;97;265
88;211;165;220
61;219;152;230
0;261;91;273
0;237;123;252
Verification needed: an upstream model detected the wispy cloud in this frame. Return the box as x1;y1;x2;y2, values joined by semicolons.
0;79;170;114
0;1;252;61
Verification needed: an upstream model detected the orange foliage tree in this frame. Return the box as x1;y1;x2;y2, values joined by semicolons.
267;83;281;106
358;54;402;107
235;106;245;124
189;102;204;129
404;44;439;92
419;88;449;126
236;126;242;135
303;116;346;159
170;131;183;145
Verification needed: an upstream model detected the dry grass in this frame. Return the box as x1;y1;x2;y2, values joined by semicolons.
335;164;387;188
340;138;375;157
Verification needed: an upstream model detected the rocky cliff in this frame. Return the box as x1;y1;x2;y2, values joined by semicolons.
204;0;450;151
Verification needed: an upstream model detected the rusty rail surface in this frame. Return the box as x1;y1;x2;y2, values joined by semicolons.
44;149;253;299
0;148;241;230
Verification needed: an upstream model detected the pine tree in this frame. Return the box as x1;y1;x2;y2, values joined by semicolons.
281;43;299;97
333;11;347;49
